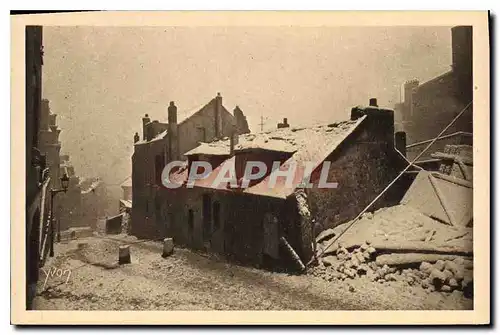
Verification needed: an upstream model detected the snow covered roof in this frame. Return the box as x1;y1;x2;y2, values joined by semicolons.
170;116;367;199
184;140;232;156
119;199;132;208
120;176;132;188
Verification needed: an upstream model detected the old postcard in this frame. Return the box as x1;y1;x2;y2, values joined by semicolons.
11;11;490;325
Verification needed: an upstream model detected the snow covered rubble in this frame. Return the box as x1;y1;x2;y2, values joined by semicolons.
308;204;473;298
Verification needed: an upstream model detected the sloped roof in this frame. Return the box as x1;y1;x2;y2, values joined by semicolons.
184;140;232;156
170;116;367;199
120;176;132;188
134;100;212;145
119;199;132;208
323;204;472;254
401;170;473;227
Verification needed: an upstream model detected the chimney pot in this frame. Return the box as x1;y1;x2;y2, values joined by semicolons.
277;118;290;129
395;131;407;157
215;94;222;138
369;98;378;107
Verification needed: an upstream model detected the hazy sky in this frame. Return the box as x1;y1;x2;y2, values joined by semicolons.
42;26;452;186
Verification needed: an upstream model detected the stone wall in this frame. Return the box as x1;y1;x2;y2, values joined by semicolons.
161;184;309;267
306;116;404;233
177;103;236;160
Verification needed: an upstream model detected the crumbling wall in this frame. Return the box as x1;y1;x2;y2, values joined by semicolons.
286;189;313;263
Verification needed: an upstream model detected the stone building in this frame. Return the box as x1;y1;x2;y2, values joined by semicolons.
131;93;250;238
25;25;48;309
163;99;406;269
119;177;132;233
394;26;473;160
38;99;62;190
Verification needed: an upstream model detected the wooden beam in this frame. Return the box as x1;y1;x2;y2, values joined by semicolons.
430;151;473;165
428;173;458;227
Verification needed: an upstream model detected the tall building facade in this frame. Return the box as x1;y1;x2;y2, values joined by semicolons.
25;25;48;309
394;26;473;158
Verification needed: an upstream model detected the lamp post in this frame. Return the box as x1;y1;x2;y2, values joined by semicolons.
49;173;69;257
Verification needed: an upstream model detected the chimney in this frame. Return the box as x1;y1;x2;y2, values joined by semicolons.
230;128;239;156
350;99;395;147
369;98;378;107
395;131;407;157
168;101;179;161
168;101;177;124
215;92;223;139
277;117;290;129
146;120;159;141
142;114;151;140
134;132;140;143
451;26;472;75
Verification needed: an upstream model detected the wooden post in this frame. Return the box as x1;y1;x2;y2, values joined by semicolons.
119;245;131;264
280;236;306;272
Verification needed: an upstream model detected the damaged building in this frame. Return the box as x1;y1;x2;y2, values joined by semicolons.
131;93;250;239
159;99;407;268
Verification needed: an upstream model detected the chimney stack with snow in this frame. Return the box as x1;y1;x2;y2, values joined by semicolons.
142;114;151;140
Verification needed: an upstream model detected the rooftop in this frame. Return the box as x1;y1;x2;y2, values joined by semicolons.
171;116;367;199
135;96;234;146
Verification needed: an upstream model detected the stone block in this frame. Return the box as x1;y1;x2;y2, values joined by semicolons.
162;238;174;258
119;245;131;264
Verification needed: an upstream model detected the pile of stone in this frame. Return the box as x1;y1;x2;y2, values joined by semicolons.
418;259;473;296
309;239;473;298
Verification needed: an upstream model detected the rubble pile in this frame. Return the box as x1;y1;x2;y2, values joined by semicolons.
308;205;473;298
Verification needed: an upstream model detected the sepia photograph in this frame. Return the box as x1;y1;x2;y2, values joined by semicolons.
11;11;490;325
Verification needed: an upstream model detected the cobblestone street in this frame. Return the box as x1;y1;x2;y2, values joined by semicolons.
34;235;472;311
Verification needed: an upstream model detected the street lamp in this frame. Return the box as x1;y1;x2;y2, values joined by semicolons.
49;173;69;257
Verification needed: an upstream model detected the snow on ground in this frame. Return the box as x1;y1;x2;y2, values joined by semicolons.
33;234;472;311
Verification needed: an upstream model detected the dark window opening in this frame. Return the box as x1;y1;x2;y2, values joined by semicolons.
202;194;212;240
188;209;194;241
155;154;164;186
213;201;221;231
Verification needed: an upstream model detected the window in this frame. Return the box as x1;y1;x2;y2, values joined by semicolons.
188;209;194;239
213;201;221;231
155;154;164;185
197;127;206;142
202;194;212;240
